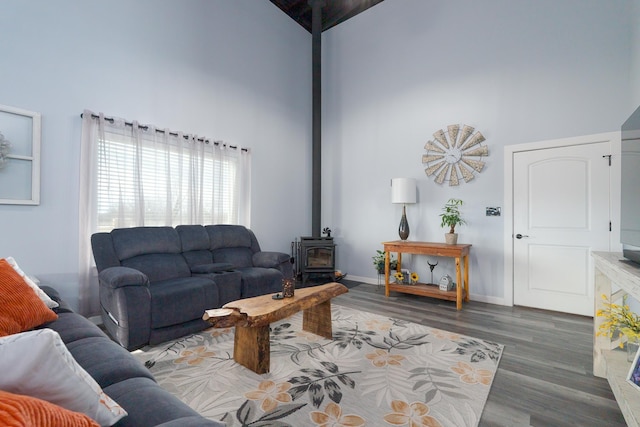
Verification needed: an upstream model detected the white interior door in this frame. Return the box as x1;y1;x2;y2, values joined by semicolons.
513;141;611;316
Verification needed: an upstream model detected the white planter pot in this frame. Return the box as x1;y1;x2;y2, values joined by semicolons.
445;233;458;245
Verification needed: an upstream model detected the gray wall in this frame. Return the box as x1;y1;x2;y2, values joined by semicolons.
321;0;635;303
0;0;312;308
0;0;637;309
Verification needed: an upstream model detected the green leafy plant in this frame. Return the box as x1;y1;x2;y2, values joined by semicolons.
372;250;397;274
439;198;466;234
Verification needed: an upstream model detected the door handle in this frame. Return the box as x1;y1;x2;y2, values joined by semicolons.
515;233;529;239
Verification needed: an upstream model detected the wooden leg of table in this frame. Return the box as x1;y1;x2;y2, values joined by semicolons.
455;257;462;310
303;300;333;339
464;255;470;302
234;324;270;374
385;250;390;297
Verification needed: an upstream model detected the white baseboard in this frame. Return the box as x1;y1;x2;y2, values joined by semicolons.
346;275;380;285
469;294;507;306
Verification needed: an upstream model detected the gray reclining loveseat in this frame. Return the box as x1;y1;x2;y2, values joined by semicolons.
91;224;292;350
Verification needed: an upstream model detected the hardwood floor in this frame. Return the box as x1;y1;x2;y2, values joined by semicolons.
333;280;626;427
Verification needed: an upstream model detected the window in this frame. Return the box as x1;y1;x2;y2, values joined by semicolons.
86;115;250;232
78;111;250;315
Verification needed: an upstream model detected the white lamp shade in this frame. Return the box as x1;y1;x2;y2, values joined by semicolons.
391;178;416;204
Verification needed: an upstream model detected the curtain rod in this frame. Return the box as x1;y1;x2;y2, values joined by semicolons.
80;113;247;152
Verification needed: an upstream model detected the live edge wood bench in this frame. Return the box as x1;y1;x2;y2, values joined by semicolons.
203;282;348;374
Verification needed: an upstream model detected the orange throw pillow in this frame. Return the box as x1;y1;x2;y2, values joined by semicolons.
0;259;57;337
0;389;99;427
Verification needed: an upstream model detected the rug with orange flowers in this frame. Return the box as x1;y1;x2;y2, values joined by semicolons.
133;305;503;427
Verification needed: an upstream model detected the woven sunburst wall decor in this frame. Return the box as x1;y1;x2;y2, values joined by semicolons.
422;124;488;186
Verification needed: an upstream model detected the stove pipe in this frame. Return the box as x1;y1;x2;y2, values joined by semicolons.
310;0;324;237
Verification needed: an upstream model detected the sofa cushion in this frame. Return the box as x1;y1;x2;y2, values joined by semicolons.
176;225;209;251
211;247;253;268
0;259;58;337
206;224;252;249
183;250;214;268
40;312;107;344
149;277;219;329
0;389;99;427
111;226;181;260
64;335;154;388
121;254;190;283
236;267;282;298
193;270;242;305
103;377;223;427
0;329;127;426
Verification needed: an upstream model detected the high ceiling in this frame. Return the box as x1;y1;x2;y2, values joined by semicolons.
269;0;385;33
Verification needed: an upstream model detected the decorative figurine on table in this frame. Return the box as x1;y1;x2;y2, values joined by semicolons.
439;274;455;292
428;260;438;284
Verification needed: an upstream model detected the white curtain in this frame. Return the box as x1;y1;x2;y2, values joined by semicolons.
78;110;251;316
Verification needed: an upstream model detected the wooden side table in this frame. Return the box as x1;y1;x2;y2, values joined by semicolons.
383;241;471;310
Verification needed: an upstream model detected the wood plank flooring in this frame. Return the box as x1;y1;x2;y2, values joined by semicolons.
333;281;626;427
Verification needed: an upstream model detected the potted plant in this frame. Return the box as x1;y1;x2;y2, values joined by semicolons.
439;198;465;245
372;250;397;274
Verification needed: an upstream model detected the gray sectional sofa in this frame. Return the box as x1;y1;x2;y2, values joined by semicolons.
40;286;222;427
91;224;293;351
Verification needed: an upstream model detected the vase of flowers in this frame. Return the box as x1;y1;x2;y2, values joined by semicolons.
596;294;640;361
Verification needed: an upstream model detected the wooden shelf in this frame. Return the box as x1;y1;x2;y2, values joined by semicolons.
383;241;471;310
603;349;640;427
387;282;466;302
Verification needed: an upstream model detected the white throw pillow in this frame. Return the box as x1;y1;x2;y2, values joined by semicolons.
0;328;127;426
3;256;59;309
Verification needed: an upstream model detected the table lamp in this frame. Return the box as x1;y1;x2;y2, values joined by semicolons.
391;178;416;240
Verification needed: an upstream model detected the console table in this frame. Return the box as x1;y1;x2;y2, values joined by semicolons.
593;251;640;426
382;241;471;310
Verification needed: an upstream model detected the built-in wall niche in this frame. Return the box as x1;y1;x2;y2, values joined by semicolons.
0;104;41;205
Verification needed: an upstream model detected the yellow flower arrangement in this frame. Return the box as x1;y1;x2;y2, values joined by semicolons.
410;272;419;284
394;271;404;283
596;294;640;346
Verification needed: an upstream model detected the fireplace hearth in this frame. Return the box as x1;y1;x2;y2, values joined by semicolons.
292;237;335;283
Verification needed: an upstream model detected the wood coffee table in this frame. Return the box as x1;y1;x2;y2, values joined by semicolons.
203;282;348;374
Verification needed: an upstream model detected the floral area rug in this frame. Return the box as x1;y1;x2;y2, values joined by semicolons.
133;305;503;427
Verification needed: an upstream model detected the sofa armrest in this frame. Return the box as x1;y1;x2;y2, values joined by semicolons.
39;285;73;313
252;252;290;269
252;252;294;279
99;266;150;289
99;267;152;350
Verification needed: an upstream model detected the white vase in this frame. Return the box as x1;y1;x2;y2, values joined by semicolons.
445;233;458;245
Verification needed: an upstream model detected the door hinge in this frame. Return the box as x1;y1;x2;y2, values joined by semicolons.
610;221;612;232
603;154;612;166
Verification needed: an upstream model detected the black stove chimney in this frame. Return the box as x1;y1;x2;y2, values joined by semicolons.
310;0;324;237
